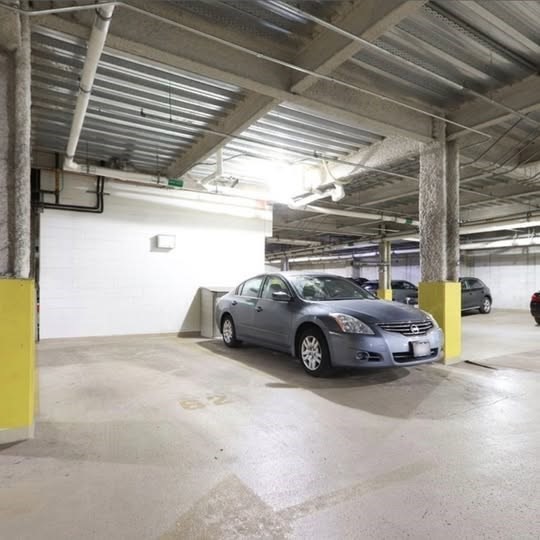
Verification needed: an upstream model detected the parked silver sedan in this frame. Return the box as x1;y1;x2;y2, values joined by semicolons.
216;272;444;376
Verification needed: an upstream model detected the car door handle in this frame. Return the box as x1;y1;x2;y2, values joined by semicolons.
256;306;263;312
231;300;237;306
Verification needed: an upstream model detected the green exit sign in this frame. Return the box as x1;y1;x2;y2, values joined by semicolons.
167;178;184;188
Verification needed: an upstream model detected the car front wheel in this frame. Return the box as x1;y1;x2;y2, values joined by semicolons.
222;315;241;348
479;296;492;314
298;328;332;377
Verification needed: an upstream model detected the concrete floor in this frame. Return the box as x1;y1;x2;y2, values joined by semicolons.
1;310;539;539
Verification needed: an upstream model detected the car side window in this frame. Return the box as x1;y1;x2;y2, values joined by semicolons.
461;279;472;290
402;281;416;290
236;283;244;295
240;276;264;298
261;276;289;299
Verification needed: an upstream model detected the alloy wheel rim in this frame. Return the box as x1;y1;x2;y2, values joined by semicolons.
484;298;491;311
223;320;233;342
301;336;322;370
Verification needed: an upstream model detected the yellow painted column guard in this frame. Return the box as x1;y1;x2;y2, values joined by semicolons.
377;288;393;301
419;281;461;364
0;278;36;443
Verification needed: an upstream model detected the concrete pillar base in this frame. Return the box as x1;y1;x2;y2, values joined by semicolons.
378;288;393;301
0;279;36;441
419;281;461;364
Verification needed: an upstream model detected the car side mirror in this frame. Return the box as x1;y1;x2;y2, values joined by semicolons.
272;291;292;302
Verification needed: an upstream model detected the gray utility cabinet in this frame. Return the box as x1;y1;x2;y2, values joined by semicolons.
200;286;232;338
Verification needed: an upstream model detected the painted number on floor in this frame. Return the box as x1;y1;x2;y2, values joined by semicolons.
179;394;232;410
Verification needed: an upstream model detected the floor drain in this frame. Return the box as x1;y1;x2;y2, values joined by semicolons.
464;360;498;370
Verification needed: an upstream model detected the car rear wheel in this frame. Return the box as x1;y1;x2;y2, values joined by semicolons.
222;315;241;348
298;328;332;377
535;317;540;325
479;296;492;314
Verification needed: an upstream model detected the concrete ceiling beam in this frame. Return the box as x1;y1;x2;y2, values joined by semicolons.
37;4;433;147
448;75;540;139
289;0;427;94
166;0;428;177
166;93;278;179
328;136;421;181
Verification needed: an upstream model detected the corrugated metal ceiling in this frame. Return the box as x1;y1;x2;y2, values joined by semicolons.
344;1;540;109
29;0;540;231
31;26;245;173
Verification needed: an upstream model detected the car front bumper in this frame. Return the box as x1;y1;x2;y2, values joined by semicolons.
327;327;444;368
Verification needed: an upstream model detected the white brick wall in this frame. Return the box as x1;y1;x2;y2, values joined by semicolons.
462;251;540;310
39;174;269;338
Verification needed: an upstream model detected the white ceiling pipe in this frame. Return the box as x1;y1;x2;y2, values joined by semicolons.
460;218;540;235
297;204;419;227
64;4;115;170
385;217;540;243
461;237;540;250
267;238;321;246
289;188;337;207
63;163;273;203
58;169;272;220
65;162;162;185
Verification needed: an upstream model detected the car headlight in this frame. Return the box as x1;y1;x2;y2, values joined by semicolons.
422;311;439;328
330;313;374;335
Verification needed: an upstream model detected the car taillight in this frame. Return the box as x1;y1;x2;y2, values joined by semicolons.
532;292;540;303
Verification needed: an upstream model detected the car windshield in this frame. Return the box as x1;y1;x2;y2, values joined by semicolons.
289;275;375;301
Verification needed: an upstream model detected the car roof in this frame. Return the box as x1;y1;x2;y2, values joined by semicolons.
272;271;347;278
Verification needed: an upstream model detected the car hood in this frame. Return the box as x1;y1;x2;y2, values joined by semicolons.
320;299;426;323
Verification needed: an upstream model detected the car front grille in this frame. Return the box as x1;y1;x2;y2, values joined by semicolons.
377;320;433;336
393;348;438;363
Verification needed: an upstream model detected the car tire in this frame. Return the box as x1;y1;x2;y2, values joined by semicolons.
535;318;540;325
479;296;492;314
298;327;332;377
222;315;241;348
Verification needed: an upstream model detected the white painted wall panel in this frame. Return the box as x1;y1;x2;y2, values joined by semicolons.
462;251;539;310
40;175;268;338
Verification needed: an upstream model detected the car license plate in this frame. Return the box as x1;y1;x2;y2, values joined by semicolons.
412;341;430;357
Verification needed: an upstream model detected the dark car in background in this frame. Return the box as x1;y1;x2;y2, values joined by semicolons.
362;280;418;305
531;291;540;324
460;277;492;314
349;277;369;286
216;272;443;376
362;277;493;315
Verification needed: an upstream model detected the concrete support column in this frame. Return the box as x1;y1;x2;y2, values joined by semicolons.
446;140;460;282
418;119;461;364
419;120;447;282
0;11;35;444
0;9;31;277
14;13;31;278
377;240;392;300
